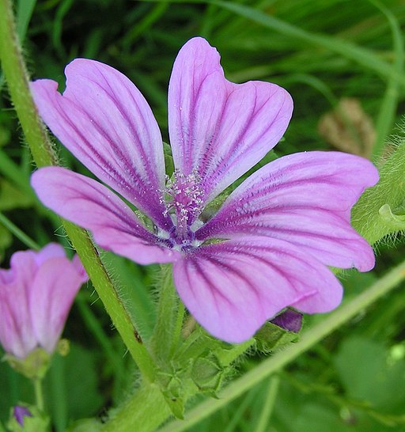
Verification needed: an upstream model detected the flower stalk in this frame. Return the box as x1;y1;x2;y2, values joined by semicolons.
0;0;156;383
0;0;55;167
33;379;44;412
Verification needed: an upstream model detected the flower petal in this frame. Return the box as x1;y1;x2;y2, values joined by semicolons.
34;243;66;266
30;256;85;353
30;59;172;230
31;167;180;265
197;151;378;272
173;237;342;343
0;252;37;358
168;37;293;203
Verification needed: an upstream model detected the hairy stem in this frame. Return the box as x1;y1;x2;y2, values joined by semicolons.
100;384;171;432
0;0;156;383
0;0;55;167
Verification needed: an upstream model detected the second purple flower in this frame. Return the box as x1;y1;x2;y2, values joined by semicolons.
30;37;378;343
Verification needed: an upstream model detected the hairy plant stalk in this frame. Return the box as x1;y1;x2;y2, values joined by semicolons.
0;0;156;383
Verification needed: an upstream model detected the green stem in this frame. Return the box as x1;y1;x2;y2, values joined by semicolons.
0;0;156;383
254;376;280;432
50;355;67;432
34;378;44;412
63;223;157;382
0;0;55;167
159;258;405;432
100;384;172;432
0;212;40;250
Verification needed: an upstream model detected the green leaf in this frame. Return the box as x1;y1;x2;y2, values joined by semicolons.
0;224;12;259
45;345;104;420
66;418;102;432
0;179;33;211
291;404;349;432
334;336;405;412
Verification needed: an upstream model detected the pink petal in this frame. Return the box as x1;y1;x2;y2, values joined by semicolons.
173;237;342;343
34;242;66;266
0;252;38;358
197;151;378;272
35;243;88;283
31;167;180;265
168;37;293;203
72;254;89;283
30;256;85;353
30;59;172;230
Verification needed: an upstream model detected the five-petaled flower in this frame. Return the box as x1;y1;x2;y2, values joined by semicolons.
0;244;87;359
30;38;378;343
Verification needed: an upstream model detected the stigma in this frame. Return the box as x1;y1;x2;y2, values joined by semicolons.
162;169;204;243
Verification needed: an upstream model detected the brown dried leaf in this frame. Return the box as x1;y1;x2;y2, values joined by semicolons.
318;98;375;158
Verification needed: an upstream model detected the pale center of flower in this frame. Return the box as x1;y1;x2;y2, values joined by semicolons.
162;169;204;247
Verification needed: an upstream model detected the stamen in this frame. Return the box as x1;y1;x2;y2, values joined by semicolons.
163;169;204;242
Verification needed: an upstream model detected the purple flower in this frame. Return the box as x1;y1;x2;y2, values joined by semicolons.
0;244;88;359
30;38;378;343
270;309;303;333
13;406;32;426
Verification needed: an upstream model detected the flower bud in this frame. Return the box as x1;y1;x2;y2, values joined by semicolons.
8;405;49;432
270;309;303;333
13;406;32;426
0;243;88;377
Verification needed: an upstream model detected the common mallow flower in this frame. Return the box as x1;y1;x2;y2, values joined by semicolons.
0;244;87;359
30;38;378;343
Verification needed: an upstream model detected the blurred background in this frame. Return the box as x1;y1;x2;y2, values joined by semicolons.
1;0;405;431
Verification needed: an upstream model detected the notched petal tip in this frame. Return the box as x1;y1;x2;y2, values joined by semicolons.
30;78;59;93
169;37;294;203
174;237;344;343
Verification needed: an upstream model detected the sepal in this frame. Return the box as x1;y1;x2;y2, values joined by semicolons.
190;355;228;397
3;348;50;380
157;367;187;419
254;320;301;354
163;142;175;177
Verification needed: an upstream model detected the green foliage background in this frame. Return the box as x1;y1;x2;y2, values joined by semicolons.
1;0;405;431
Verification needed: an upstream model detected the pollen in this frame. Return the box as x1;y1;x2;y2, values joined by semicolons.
163;169;204;242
